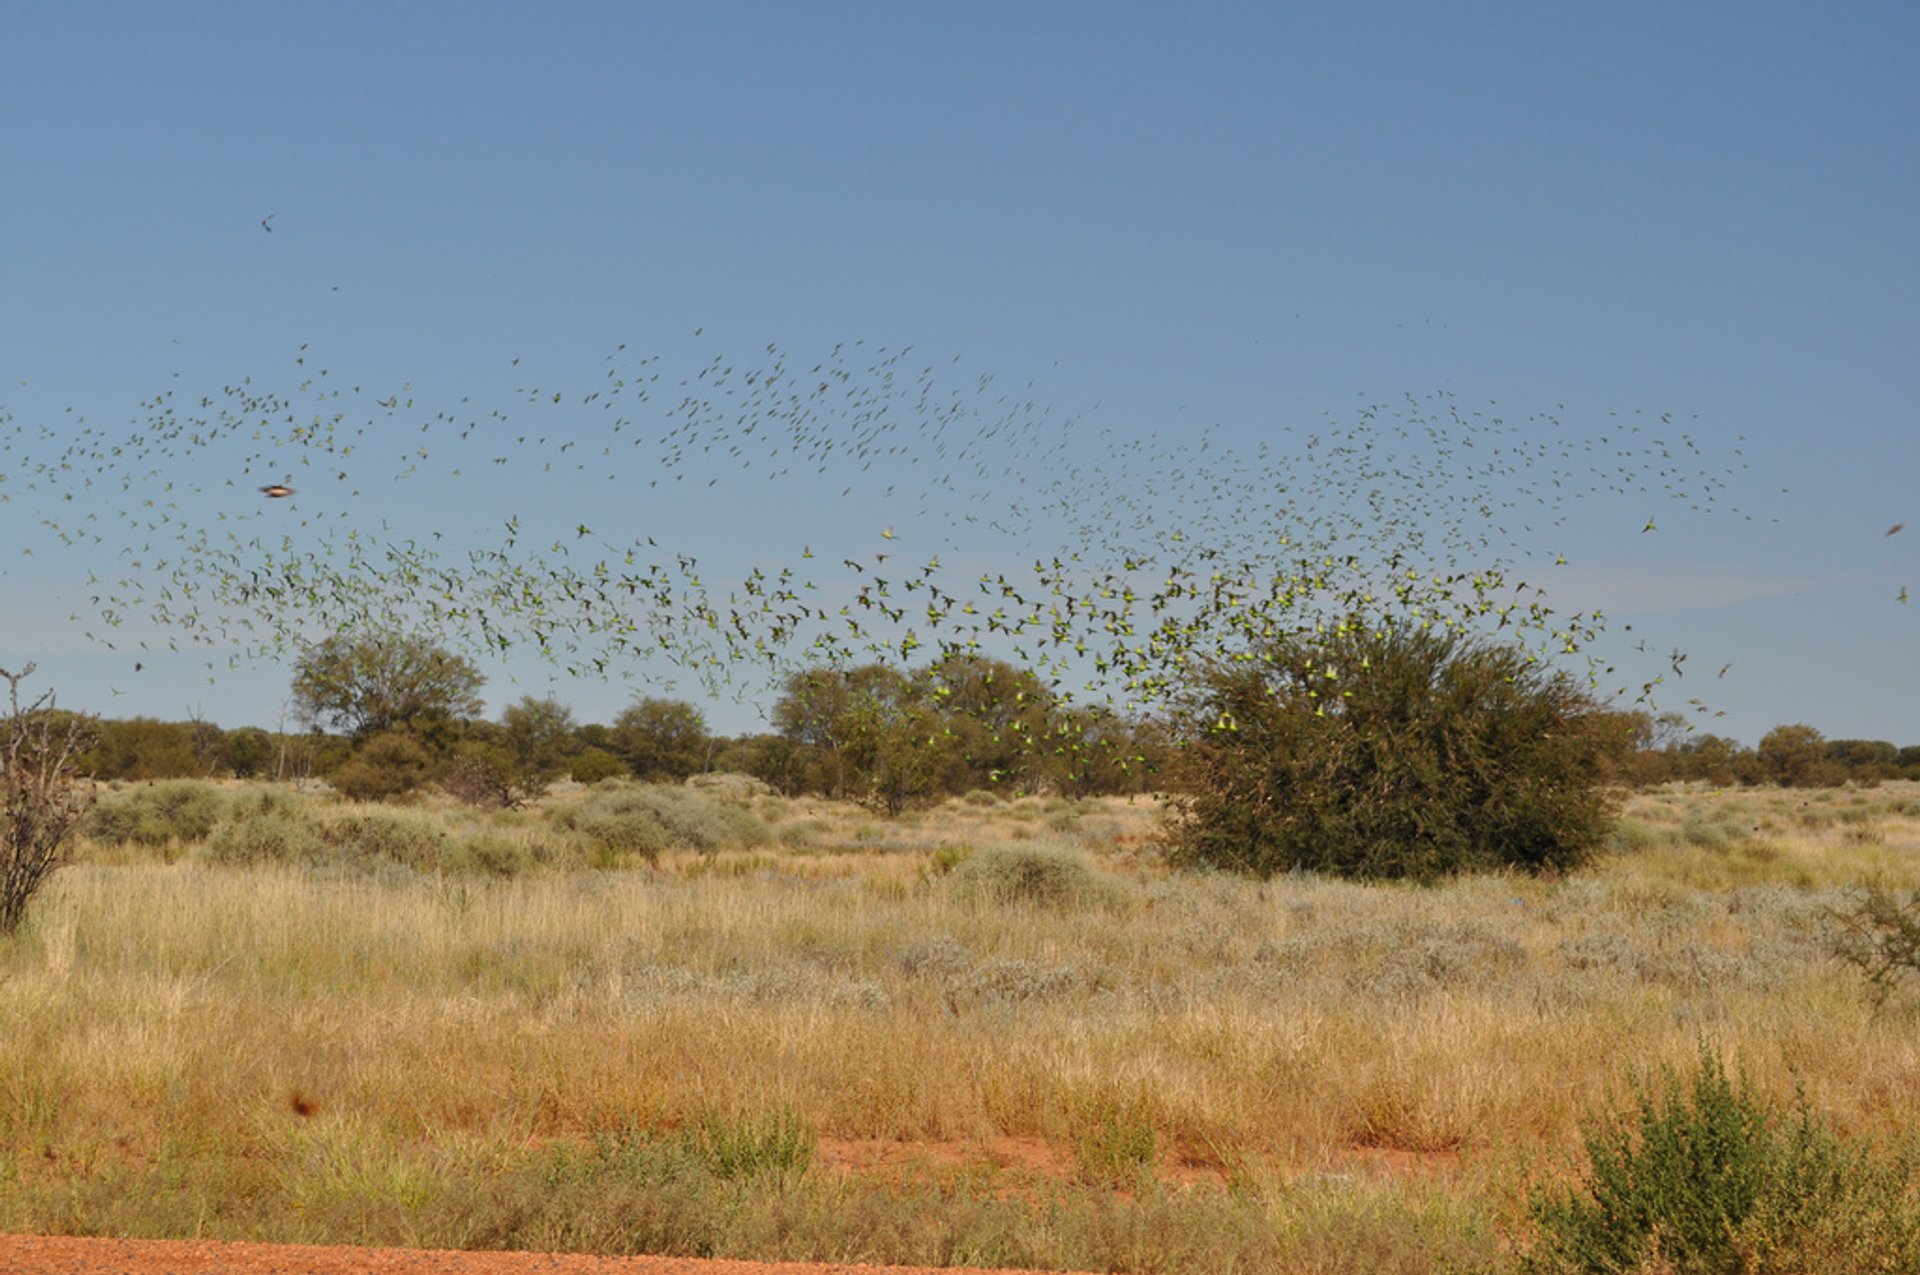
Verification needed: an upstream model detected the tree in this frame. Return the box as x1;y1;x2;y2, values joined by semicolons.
1;665;96;935
498;695;579;795
1756;723;1831;788
291;630;485;740
610;697;710;781
1169;622;1616;881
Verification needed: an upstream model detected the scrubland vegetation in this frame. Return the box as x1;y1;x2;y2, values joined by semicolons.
6;777;1920;1272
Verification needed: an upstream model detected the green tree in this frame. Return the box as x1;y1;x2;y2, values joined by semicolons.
610;697;710;781
498;695;579;795
1170;622;1616;881
291;630;485;740
1756;723;1831;787
221;726;274;778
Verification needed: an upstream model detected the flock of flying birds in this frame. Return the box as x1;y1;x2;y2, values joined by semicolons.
0;331;1894;742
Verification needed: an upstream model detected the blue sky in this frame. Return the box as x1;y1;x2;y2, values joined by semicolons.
2;2;1914;745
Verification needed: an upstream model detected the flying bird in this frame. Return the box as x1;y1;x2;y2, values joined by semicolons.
260;214;275;233
1887;523;1905;537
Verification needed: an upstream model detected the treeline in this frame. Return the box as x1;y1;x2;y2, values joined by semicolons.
1594;712;1920;788
67;649;1168;809
63;640;1916;807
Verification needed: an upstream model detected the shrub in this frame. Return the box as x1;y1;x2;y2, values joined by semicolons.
328;730;436;802
1827;881;1920;1007
85;781;227;848
202;790;327;866
568;746;626;784
948;842;1129;911
0;666;95;935
1528;1047;1920;1273
1170;622;1616;881
550;784;771;864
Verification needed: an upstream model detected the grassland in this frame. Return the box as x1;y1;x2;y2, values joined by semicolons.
4;780;1920;1273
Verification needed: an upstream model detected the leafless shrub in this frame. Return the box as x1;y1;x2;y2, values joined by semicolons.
1;664;97;934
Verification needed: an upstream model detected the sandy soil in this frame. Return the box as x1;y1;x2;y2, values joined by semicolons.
0;1235;1093;1275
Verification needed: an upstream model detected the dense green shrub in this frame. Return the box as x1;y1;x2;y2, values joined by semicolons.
568;745;627;784
948;842;1130;911
550;783;770;864
1528;1048;1920;1274
328;729;436;802
1170;623;1616;881
85;781;227;847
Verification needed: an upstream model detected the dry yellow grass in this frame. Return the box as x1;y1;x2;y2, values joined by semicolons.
4;782;1919;1271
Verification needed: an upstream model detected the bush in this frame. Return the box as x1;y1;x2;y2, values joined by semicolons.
202;790;326;866
568;746;627;784
86;781;228;848
1827;881;1920;1007
328;730;436;802
1;666;95;935
1528;1047;1920;1274
948;842;1129;911
550;784;771;864
1170;623;1616;881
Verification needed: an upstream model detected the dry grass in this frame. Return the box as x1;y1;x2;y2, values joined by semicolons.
3;782;1919;1271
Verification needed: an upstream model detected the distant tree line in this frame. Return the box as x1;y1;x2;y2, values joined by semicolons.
1590;711;1920;789
66;634;1167;807
63;632;1916;804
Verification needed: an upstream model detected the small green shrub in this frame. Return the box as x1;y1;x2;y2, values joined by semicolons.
319;810;452;872
550;784;770;864
677;1106;816;1182
85;781;227;848
203;791;327;866
1073;1095;1158;1186
1528;1047;1920;1273
948;842;1128;911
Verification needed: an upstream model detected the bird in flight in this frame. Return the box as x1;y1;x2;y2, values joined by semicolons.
261;214;275;233
1887;523;1905;537
261;484;295;498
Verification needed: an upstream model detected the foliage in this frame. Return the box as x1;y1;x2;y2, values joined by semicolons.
550;783;771;864
610;697;710;782
327;729;437;802
1757;723;1837;788
0;666;97;935
567;745;626;784
85;781;227;848
1528;1047;1920;1274
768;658;1154;811
440;695;580;807
1827;881;1920;1008
291;629;485;740
1170;622;1616;881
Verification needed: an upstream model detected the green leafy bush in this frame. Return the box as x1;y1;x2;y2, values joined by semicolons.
1529;1047;1920;1274
328;730;436;802
1171;623;1616;881
85;781;227;848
